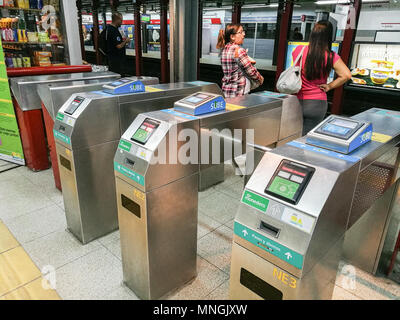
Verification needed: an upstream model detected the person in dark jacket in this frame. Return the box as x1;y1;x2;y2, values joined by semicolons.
106;12;131;75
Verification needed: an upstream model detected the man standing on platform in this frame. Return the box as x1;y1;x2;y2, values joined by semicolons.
106;12;131;75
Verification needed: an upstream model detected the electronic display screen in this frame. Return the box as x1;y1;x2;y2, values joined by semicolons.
131;118;160;145
265;160;315;205
110;79;131;87
185;96;203;104
268;176;300;200
330;119;358;129
315;117;363;140
65;96;84;115
184;93;212;105
321;123;351;136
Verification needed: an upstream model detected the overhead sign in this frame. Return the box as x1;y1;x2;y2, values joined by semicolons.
0;39;24;165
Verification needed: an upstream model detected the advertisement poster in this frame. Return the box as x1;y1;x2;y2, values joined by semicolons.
286;41;340;83
0;39;25;165
349;43;400;91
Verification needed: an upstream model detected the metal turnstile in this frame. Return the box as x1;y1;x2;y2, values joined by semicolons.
37;76;160;190
114;92;303;299
229;108;400;300
9;71;120;171
54;81;222;244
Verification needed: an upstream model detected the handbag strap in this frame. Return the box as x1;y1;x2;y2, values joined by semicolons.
294;46;306;70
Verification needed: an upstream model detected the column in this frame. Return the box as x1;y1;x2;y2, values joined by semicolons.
160;0;169;83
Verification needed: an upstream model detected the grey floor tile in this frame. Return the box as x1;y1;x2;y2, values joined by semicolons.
198;225;234;275
0;175;37;199
41;185;64;205
23;229;102;270
19;167;55;188
198;187;216;202
57;200;65;211
198;191;241;224
198;211;223;240
166;256;229;300
55;246;124;300
332;285;362;300
0;166;25;182
0;188;55;222
104;284;139;300
214;179;245;200
224;219;235;230
98;230;120;246
102;238;122;260
204;281;230;300
6;204;66;244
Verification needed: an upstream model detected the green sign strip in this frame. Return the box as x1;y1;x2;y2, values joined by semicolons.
56;113;65;122
118;140;132;152
234;222;304;269
53;129;71;145
241;190;269;213
114;162;145;186
0;39;24;165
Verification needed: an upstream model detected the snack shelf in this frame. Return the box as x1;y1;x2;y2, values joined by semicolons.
2;41;63;45
1;6;59;13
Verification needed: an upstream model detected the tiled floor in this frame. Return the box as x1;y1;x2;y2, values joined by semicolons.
0;161;399;300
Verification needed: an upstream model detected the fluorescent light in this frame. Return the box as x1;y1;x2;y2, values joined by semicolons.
315;0;349;4
316;0;388;4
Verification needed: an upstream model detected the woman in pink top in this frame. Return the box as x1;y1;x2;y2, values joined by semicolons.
292;20;352;135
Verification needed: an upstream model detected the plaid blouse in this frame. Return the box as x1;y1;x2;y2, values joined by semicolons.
220;43;263;98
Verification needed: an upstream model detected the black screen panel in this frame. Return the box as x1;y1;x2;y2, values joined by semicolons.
121;194;141;218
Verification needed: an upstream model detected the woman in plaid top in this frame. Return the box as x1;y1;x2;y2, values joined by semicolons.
217;24;264;98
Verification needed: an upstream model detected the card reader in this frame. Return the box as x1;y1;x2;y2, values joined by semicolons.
173;92;226;116
265;160;315;205
102;78;145;95
306;115;372;154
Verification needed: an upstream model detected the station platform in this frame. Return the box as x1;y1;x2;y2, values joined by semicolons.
0;159;399;300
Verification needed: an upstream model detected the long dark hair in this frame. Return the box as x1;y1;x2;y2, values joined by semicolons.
304;20;334;81
216;24;242;49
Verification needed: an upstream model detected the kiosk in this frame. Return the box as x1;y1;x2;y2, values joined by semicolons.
54;81;223;245
229;110;400;300
114;92;303;299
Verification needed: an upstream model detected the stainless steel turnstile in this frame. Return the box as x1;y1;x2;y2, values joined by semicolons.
9;71;121;171
114;93;303;299
54;81;222;244
229;108;400;300
37;76;159;190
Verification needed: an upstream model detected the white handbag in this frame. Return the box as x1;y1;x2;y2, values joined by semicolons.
276;46;305;94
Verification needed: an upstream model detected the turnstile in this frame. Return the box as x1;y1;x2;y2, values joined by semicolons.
9;71;120;171
229;108;400;300
37;76;160;190
114;92;303;299
54;81;223;244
